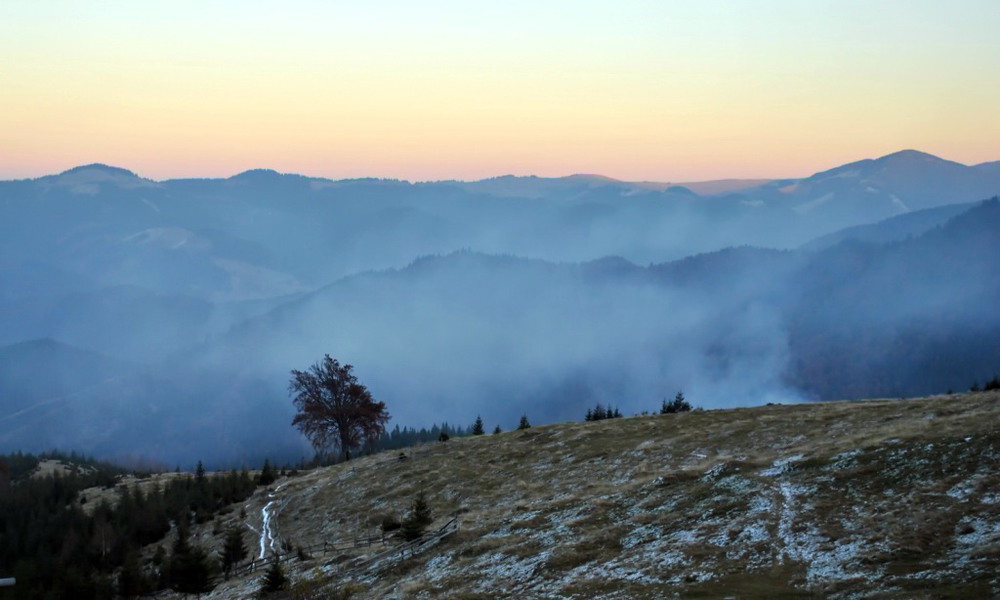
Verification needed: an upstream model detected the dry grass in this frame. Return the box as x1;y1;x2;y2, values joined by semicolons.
149;391;1000;599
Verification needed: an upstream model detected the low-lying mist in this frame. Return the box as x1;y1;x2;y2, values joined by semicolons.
0;156;998;466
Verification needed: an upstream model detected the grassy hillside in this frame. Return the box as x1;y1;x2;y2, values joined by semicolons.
162;392;1000;599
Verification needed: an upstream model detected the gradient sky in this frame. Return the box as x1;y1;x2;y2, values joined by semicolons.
2;1;998;182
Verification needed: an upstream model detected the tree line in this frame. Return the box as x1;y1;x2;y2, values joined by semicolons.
0;451;265;599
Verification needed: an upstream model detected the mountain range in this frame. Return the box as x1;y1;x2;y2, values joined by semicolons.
0;150;998;465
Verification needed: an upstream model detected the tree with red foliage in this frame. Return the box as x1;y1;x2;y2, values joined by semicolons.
289;355;390;461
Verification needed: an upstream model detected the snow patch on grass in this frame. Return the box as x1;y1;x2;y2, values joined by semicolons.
761;454;806;476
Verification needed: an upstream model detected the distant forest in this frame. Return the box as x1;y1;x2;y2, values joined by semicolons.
0;451;259;599
0;422;471;599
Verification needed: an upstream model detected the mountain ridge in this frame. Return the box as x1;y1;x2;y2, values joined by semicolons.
1;149;998;465
15;149;993;187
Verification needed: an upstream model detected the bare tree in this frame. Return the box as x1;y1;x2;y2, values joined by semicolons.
289;355;390;461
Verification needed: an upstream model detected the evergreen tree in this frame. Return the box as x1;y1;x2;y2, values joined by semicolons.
117;546;148;599
586;403;622;421
518;414;531;429
259;459;276;486
221;526;248;580
661;391;692;414
167;528;213;597
471;415;485;435
260;558;287;595
401;492;433;541
493;425;502;434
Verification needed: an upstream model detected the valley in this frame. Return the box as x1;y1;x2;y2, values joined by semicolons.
1;152;998;465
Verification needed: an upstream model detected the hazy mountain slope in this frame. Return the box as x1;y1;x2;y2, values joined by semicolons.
733;150;1000;241
786;199;1000;399
2;198;993;465
192;199;1000;448
166;391;1000;599
0;338;303;465
198;249;805;433
3;150;996;301
1;154;998;464
801;201;977;251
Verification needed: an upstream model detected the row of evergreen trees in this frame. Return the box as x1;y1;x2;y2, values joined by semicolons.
470;414;531;436
585;403;623;421
371;422;472;451
0;452;266;599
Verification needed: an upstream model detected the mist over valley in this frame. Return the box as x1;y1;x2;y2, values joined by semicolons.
1;150;998;466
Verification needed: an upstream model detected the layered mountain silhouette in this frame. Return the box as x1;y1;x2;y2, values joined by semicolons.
0;152;997;465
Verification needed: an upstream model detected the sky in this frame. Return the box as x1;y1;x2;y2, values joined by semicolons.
2;0;999;182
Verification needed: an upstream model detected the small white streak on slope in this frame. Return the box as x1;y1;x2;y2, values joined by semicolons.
793;193;834;215
259;482;288;559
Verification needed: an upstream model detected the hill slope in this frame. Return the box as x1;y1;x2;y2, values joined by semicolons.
173;391;1000;599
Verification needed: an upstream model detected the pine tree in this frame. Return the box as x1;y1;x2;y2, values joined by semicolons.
117;546;148;599
259;459;276;486
471;415;485;435
167;528;213;597
661;391;692;414
493;425;502;434
518;414;531;429
401;491;433;541
260;558;287;594
221;525;248;580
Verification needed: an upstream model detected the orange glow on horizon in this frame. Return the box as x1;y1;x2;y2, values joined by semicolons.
1;1;997;183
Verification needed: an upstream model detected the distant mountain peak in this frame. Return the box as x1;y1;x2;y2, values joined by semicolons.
57;164;140;178
230;168;282;179
871;149;972;170
876;149;941;162
563;174;622;183
46;164;155;191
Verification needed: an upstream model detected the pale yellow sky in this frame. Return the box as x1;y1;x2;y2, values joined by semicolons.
1;1;998;182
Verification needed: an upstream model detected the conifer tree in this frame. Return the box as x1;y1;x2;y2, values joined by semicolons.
221;526;248;580
401;491;433;541
117;546;148;599
167;527;213;597
260;558;287;594
258;459;276;486
493;425;502;434
471;415;485;435
518;414;531;429
661;391;692;414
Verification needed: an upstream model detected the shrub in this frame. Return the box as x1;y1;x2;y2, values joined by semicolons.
381;515;401;533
